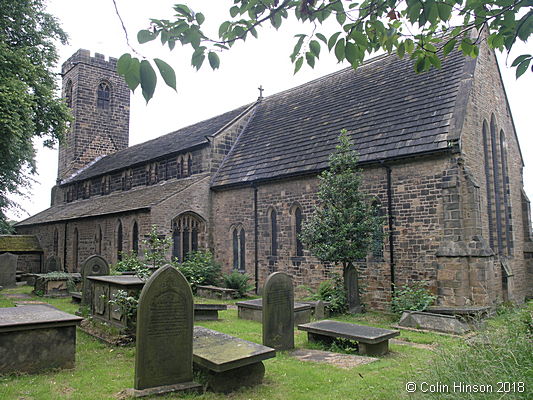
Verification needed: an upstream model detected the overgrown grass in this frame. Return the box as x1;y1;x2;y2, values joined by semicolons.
414;302;533;399
0;286;530;400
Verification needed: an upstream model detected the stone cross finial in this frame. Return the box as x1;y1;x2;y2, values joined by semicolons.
258;85;264;100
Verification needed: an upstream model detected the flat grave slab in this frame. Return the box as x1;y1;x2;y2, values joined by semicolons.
290;349;377;369
236;298;311;325
398;311;470;335
196;285;237;300
0;304;83;374
194;304;227;321
298;320;399;356
193;326;275;392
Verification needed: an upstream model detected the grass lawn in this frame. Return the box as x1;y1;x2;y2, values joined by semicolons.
0;286;529;399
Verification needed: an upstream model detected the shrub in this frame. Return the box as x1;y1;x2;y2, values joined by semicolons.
175;250;221;293
112;251;144;273
391;281;437;315
108;289;138;328
303;273;347;314
223;270;255;297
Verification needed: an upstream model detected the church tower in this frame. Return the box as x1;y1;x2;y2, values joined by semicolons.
58;49;130;182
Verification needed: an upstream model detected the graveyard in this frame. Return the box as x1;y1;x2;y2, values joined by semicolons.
0;269;531;399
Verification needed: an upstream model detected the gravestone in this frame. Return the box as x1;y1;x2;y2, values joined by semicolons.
344;265;362;313
131;265;200;397
0;252;17;288
44;255;61;272
81;255;110;305
315;300;326;320
262;271;294;350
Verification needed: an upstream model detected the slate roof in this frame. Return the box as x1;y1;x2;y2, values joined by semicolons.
16;174;208;226
0;235;43;252
211;50;471;188
65;105;251;183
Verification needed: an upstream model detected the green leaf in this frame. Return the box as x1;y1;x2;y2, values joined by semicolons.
219;21;231;37
310;40;321;58
230;6;240;18
154;58;176;91
124;58;141;92
117;53;132;75
316;33;327;44
334;38;345;62
174;4;192;17
271;12;282;29
396;42;405;59
294;56;304;74
404;39;414;54
291;35;306;62
328;32;341;51
336;11;346;25
345;41;357;64
306;52;315;68
350;30;367;47
208;51;220;70
516;59;530;79
137;29;155;44
511;54;531;67
195;12;205;25
140;60;157;103
442;39;456;57
191;47;205;70
437;3;452;21
428;54;442;69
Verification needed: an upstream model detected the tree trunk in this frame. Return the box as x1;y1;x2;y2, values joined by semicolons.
343;263;362;313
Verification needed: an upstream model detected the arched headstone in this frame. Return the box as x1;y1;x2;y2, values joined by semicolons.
44;255;61;272
315;300;326;320
262;271;294;350
133;265;200;395
0;253;17;288
344;265;362;313
81;255;109;305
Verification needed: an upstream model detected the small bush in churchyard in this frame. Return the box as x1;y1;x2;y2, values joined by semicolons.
143;225;172;268
174;250;221;293
112;251;144;273
391;282;437;316
223;270;255;297
109;289;139;323
301;273;348;314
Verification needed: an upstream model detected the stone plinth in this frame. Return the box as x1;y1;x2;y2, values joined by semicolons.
194;304;227;321
193;326;275;393
0;305;83;374
196;285;238;300
87;275;144;331
236;298;311;325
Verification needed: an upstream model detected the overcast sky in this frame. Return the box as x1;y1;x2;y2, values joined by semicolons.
6;0;532;221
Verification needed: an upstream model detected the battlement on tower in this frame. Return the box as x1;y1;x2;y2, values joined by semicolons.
62;49;118;75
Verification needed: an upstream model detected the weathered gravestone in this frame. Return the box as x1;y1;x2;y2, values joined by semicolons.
0;252;17;288
80;255;109;306
44;255;61;272
129;265;201;397
262;271;294;351
315;300;326;320
344;265;362;313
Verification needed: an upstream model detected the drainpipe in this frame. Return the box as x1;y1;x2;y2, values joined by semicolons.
253;184;259;294
63;222;68;272
381;162;396;295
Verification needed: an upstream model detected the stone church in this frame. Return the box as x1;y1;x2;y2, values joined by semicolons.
16;45;533;310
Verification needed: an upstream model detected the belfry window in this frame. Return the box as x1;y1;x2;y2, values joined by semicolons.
97;82;110;110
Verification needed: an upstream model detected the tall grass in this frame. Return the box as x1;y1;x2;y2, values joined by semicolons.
419;302;533;399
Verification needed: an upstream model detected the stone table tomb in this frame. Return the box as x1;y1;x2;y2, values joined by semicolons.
236;298;311;325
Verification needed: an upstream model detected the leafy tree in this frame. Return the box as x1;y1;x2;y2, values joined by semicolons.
0;0;71;231
143;225;173;268
300;130;383;313
117;0;533;102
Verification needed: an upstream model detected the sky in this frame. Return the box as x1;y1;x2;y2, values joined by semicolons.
6;0;533;221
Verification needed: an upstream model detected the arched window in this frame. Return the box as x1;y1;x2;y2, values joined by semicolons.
65;80;73;108
269;208;278;256
292;205;304;256
371;200;384;259
490;115;503;254
116;220;123;261
73;228;79;272
500;130;512;254
482;120;495;249
172;213;204;262
95;225;102;255
232;225;246;272
179;156;185;178
97;82;110;110
132;221;139;255
187;155;193;176
53;228;59;255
